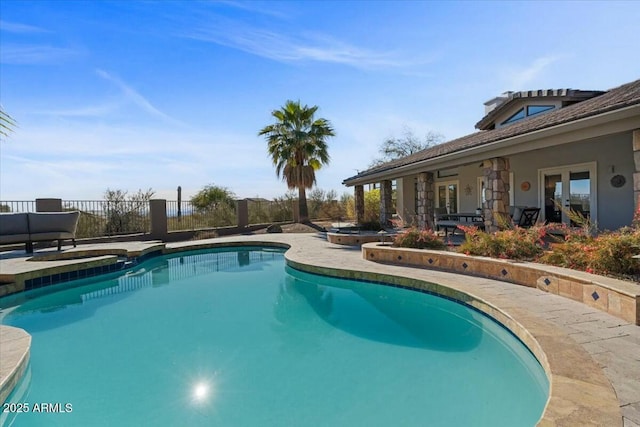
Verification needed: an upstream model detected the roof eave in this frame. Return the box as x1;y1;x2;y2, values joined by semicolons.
343;103;640;187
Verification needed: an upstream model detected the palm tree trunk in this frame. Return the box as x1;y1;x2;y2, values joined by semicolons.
298;187;309;223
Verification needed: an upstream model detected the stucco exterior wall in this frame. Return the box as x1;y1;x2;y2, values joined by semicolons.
509;131;633;230
394;130;634;230
395;176;417;224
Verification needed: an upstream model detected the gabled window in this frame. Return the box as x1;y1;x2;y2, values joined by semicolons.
500;105;556;126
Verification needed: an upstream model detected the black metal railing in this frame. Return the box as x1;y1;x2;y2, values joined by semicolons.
62;200;150;238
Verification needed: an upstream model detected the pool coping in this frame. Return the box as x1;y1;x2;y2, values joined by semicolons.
1;234;636;426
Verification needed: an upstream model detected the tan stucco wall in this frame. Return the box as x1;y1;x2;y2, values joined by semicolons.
395;176;416;224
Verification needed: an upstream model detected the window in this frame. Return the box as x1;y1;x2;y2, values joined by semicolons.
500;105;556;126
501;108;525;125
435;180;458;213
527;105;554;116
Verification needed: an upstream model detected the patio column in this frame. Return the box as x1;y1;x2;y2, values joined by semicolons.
633;130;640;212
380;180;393;227
482;157;510;232
149;199;168;240
416;172;435;229
236;199;248;228
354;185;364;224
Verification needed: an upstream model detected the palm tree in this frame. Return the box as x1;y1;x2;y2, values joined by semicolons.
259;100;335;223
0;108;16;141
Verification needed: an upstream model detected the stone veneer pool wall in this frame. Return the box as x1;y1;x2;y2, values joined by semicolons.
326;232;394;246
362;243;640;325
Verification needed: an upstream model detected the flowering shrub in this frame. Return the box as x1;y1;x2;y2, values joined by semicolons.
386;204;640;280
457;224;546;260
538;226;640;277
392;227;446;250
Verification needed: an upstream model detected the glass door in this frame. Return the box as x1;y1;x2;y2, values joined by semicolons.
539;163;596;225
436;181;458;214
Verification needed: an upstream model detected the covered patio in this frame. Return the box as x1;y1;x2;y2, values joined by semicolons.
343;80;640;233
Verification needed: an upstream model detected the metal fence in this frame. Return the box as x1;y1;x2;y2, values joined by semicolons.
247;199;295;224
0;201;36;213
166;200;237;231
62;200;150;238
0;196;338;239
1;199;150;238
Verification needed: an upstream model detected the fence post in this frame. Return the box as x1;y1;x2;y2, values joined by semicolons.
237;199;248;228
149;199;168;240
36;198;63;212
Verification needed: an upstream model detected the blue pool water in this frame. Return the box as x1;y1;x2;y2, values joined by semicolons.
1;247;548;426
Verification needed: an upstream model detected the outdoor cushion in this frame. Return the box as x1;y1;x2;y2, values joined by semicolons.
28;231;75;241
510;206;526;223
0;233;30;244
0;213;29;235
27;212;80;234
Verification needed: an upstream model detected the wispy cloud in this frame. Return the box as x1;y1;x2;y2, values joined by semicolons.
504;55;564;89
0;44;79;64
0;20;49;34
95;69;185;125
184;19;421;69
211;1;290;19
35;103;120;118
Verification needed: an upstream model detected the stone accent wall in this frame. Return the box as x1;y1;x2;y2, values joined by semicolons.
482;157;510;232
355;185;364;224
380;180;393;226
362;243;640;326
416;172;435;229
633;130;640;211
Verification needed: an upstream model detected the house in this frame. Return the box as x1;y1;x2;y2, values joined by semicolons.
342;78;640;231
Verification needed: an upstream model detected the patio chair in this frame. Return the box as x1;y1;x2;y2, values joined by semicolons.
434;207;450;233
516;208;540;228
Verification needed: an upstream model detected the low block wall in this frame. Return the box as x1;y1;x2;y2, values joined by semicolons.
362;243;640;325
326;232;394;246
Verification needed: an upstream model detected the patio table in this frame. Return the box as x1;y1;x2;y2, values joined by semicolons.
436;212;484;236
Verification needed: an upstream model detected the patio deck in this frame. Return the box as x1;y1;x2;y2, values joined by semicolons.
1;234;639;426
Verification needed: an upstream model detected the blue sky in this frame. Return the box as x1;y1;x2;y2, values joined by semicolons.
1;0;639;202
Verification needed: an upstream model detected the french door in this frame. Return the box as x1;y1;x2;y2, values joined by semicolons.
436;181;458;214
539;163;597;225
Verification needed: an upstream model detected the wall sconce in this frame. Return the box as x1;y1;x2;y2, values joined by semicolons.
464;184;473;196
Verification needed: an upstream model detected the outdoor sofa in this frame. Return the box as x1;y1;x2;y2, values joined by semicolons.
0;211;80;253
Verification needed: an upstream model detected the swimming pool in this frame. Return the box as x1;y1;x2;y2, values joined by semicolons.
1;246;548;426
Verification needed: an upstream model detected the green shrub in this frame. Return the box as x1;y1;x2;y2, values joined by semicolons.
363;189;380;223
393;227;446;250
457;225;545;260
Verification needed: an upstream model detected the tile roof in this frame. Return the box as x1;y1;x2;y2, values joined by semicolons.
344;78;640;184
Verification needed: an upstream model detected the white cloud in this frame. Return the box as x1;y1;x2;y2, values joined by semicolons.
211;1;290;19
184;18;422;69
95;69;186;126
0;120;285;200
503;55;565;90
0;20;49;34
0;44;79;64
34;103;121;118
